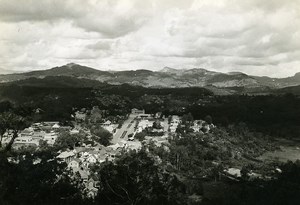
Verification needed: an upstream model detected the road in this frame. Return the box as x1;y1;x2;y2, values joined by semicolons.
162;117;169;132
112;114;137;144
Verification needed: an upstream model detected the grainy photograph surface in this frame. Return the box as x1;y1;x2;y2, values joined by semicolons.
0;0;300;205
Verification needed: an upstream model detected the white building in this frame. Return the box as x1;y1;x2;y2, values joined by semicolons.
87;155;98;164
131;108;145;115
68;159;81;169
57;151;76;163
14;136;39;148
44;131;58;145
137;120;152;133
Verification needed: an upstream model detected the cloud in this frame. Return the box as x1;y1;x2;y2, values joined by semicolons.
140;1;300;76
74;13;147;38
86;40;114;50
0;0;299;77
75;0;152;38
0;0;151;38
0;0;81;22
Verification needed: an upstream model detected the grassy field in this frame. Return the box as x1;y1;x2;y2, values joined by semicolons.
259;139;300;162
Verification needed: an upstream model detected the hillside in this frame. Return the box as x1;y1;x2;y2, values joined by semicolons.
5;76;107;88
0;63;299;89
275;85;300;95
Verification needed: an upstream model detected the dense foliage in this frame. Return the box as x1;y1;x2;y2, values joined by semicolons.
94;149;187;205
0;150;88;205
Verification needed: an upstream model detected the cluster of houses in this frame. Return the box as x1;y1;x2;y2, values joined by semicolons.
57;140;142;198
2;117;119;150
129;112;215;142
136;119;152;131
169;115;215;134
3;108;217;198
74;108;119;135
6;122;71;149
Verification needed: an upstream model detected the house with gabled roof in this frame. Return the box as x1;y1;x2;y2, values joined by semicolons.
87;154;98;164
57;150;76;163
68;158;81;169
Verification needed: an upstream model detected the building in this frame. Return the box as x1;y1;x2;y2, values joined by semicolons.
39;122;60;131
155;112;162;118
131;108;145;115
171;115;180;124
169;125;177;133
169;115;180;133
13;136;39;149
137;120;152;132
86;176;100;198
86;155;98;164
52;123;60;129
70;129;80;135
44;131;58;145
225;168;242;178
32;131;46;140
78;169;89;182
19;127;34;137
57;151;76;163
68;159;81;169
102;120;112;126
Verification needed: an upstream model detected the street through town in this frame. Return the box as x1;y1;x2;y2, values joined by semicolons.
112;114;137;144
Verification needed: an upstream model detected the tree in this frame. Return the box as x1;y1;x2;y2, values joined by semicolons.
38;139;49;150
117;119;124;129
135;132;146;141
0;113;9;148
241;166;251;180
186;113;194;123
0;112;29;153
91;126;112;146
152;120;162;129
0;149;87;204
204;115;213;124
89;106;103;124
54;131;80;150
168;115;172;124
94;149;187;205
181;115;188;125
0;101;12;113
210;164;224;182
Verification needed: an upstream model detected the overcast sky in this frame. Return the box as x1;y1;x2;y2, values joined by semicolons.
0;0;300;77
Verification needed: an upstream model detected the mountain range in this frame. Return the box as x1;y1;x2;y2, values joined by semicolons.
0;63;299;94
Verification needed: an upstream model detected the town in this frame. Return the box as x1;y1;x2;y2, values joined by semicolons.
1;107;217;198
1;91;299;205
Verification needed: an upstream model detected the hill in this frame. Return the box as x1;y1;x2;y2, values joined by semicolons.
5;76;107;88
0;63;299;90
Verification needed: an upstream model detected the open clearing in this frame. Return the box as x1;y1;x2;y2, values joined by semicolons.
259;139;300;162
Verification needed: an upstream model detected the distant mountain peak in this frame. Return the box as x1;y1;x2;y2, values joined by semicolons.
160;67;178;73
43;63;105;77
65;63;78;68
294;72;300;77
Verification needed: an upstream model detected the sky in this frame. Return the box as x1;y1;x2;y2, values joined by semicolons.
0;0;300;77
